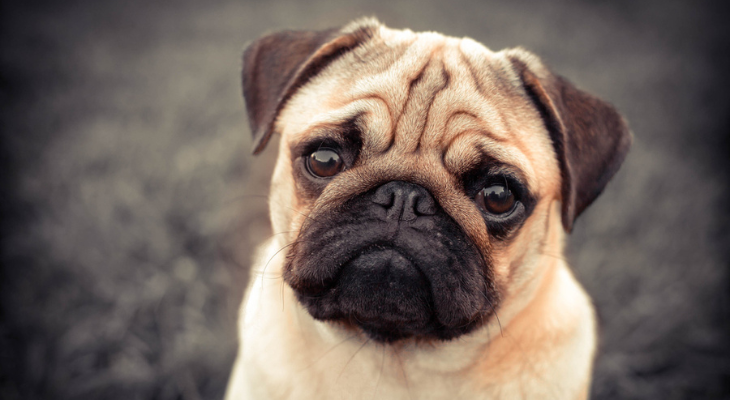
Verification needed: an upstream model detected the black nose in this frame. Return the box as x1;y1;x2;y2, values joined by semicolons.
372;181;436;221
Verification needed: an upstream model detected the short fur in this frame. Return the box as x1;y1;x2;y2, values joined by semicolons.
226;18;631;400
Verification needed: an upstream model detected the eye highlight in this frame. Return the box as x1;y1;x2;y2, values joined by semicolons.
306;148;344;178
475;183;516;215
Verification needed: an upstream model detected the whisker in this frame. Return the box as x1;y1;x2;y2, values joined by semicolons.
474;289;505;338
394;350;413;400
336;338;370;383
493;308;504;337
298;334;359;372
371;345;386;400
255;241;298;288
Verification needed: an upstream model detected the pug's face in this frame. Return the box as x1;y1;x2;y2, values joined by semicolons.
244;21;630;343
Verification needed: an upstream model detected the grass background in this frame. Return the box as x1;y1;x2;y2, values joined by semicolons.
1;0;729;399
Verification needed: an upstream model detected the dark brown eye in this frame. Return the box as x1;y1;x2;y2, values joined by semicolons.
306;148;344;178
476;184;516;215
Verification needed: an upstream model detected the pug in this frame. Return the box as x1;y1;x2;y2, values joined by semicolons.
225;18;631;400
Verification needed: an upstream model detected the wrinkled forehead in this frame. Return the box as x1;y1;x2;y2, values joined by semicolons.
279;26;557;192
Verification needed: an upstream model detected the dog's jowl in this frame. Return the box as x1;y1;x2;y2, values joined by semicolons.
226;18;631;400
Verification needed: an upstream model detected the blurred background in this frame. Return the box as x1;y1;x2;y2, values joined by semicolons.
1;0;728;399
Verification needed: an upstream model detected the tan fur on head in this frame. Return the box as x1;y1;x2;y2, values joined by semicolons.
273;24;563;293
228;18;630;400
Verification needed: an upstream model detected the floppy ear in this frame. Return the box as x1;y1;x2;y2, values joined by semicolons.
507;49;632;232
242;19;379;154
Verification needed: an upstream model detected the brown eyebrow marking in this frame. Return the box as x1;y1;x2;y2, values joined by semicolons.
295;114;364;144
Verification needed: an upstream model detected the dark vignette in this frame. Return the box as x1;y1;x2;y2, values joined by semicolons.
1;0;729;399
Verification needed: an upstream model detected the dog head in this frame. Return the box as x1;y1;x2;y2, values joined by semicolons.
242;19;631;343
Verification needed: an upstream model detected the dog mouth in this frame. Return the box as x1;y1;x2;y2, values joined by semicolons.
288;234;494;342
284;208;496;342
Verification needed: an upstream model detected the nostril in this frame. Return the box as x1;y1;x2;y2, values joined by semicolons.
416;196;436;216
371;181;437;221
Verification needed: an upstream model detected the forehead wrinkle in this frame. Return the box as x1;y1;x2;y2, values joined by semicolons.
458;45;518;138
393;55;450;153
442;128;535;185
451;45;557;195
442;130;484;175
419;42;515;154
348;34;444;121
459;38;519;96
351;96;395;156
456;48;514;135
456;46;562;196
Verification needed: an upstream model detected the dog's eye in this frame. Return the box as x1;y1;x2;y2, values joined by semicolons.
306;148;344;178
475;184;516;215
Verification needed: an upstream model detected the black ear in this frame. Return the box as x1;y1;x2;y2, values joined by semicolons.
507;49;632;232
242;19;379;154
